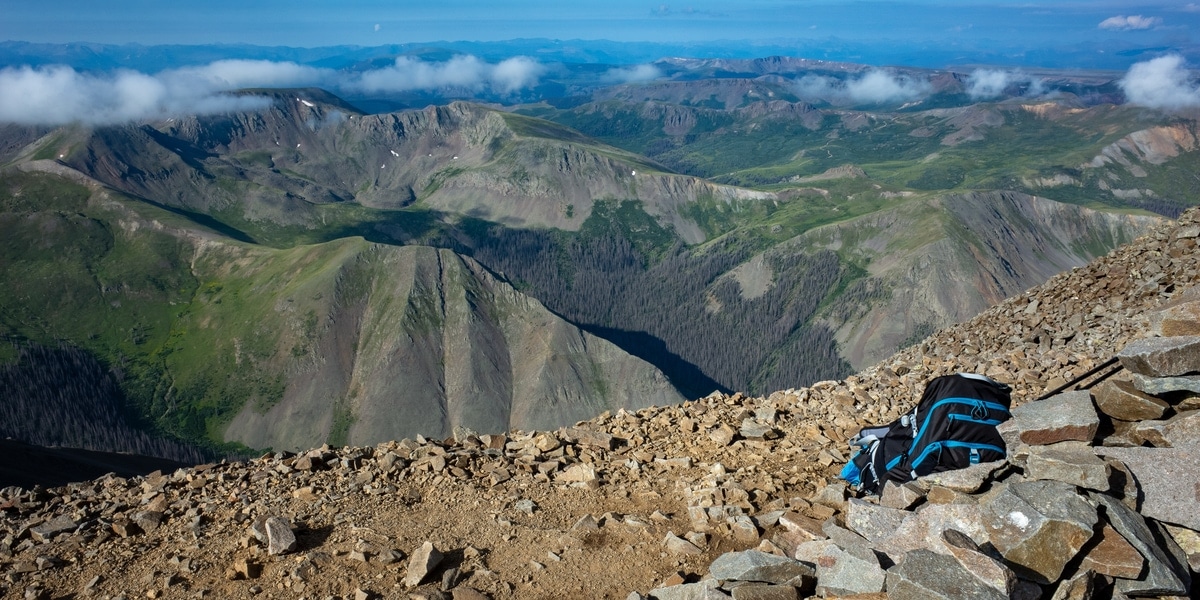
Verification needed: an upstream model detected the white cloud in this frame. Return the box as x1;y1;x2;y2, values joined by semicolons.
345;55;543;95
602;64;663;84
0;65;272;126
1119;54;1200;110
793;69;931;104
0;55;548;126
1099;15;1163;30
966;69;1045;99
491;57;545;93
845;70;931;103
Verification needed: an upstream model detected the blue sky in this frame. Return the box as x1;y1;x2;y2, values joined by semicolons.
2;1;1198;50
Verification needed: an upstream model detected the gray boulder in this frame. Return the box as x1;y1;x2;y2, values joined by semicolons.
1024;442;1110;491
1132;373;1200;395
844;498;909;544
708;550;813;586
1095;447;1200;531
885;549;1008;600
1012;391;1098;445
980;480;1098;584
1118;335;1200;378
813;544;885;597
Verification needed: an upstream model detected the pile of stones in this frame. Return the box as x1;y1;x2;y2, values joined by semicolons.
638;300;1200;599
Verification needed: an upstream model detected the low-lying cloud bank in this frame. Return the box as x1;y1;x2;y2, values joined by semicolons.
1120;54;1200;110
601;64;663;84
0;55;546;126
1098;15;1163;31
966;69;1045;99
794;69;931;104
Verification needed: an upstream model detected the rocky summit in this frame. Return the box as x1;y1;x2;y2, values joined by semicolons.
2;208;1200;599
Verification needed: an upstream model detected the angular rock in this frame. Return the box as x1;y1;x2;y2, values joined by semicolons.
708;550;813;586
563;427;615;450
559;463;597;483
406;541;445;587
875;503;988;562
131;510;164;533
777;512;824;542
1163;523;1200;573
739;421;779;440
885;549;1008;600
814;544;885;597
1050;570;1098;600
880;481;924;510
1132;373;1200;395
1160;409;1200;446
1090;493;1191;597
915;460;1005;493
844;498;909;543
664;533;703;556
791;539;837;565
650;579;729;600
728;583;799;600
1147;298;1200;337
29;515;77;542
1095;447;1200;530
1078;523;1144;579
1012;391;1098;445
264;516;296;555
1024;442;1110;491
1118;335;1200;377
940;529;1015;596
1093;379;1170;421
980;480;1098;584
810;483;847;512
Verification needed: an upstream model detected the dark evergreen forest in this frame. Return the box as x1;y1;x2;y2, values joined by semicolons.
0;342;208;464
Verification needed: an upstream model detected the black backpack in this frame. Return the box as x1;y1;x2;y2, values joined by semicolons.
840;373;1012;494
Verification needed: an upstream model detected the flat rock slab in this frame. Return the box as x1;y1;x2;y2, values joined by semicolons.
814;545;885;597
845;498;909;543
980;480;1098;584
1024;442;1110;491
708;550;813;585
875;503;988;562
1118;335;1200;378
885;549;1009;600
1078;523;1144;579
1133;373;1200;395
650;580;729;600
1094;447;1200;531
916;460;1006;493
1093;379;1169;421
1089;493;1191;597
1012;391;1098;445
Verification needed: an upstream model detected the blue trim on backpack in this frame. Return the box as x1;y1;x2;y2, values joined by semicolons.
947;414;1005;426
909;397;1010;451
909;440;1006;473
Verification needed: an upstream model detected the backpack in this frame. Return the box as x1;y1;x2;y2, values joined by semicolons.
839;373;1012;495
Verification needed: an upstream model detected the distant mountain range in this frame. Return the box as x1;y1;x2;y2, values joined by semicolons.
0;51;1193;457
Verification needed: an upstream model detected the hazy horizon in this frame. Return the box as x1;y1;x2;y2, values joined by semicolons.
4;1;1198;68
